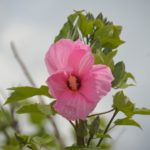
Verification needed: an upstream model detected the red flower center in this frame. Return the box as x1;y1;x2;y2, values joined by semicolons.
67;75;81;91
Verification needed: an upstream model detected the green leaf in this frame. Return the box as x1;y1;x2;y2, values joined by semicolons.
15;133;29;145
133;107;150;115
55;12;79;42
5;86;51;104
113;91;135;117
112;62;135;89
2;146;20;150
32;135;53;146
94;25;124;49
29;113;46;124
96;133;111;139
16;103;53;116
114;118;141;129
86;12;94;21
78;14;93;36
94;50;117;69
89;116;100;136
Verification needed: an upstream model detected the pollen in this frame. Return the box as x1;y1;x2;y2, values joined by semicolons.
67;75;81;91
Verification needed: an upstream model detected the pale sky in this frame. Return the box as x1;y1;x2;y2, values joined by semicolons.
0;0;150;149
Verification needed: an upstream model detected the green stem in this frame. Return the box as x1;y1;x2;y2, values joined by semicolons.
75;120;85;146
88;108;115;118
87;135;93;146
96;109;118;147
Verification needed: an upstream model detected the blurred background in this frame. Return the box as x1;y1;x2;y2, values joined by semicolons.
0;0;150;149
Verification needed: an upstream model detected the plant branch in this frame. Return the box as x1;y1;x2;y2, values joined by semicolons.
49;116;65;148
10;42;36;87
96;109;118;147
10;41;65;147
88;108;115;118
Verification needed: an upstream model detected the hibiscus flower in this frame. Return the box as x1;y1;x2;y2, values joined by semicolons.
45;39;113;120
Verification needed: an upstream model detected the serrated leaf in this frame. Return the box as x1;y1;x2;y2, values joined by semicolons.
114;118;141;129
94;50;117;70
94;24;124;49
5;86;51;104
134;107;150;115
113;91;135;117
112;62;135;89
78;14;93;36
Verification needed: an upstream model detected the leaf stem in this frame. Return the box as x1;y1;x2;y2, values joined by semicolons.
96;109;118;147
88;108;115;118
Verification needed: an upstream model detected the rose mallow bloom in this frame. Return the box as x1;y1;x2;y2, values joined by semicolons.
45;39;113;120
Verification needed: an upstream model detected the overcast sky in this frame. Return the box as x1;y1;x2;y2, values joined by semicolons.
0;0;150;149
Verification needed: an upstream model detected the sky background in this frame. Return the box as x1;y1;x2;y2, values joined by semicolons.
0;0;150;149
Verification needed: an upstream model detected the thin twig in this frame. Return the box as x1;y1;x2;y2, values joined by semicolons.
10;41;65;147
10;104;20;133
10;41;36;87
96;109;118;147
49;116;65;148
88;108;115;118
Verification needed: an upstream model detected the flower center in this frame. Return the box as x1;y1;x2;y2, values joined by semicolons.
67;75;81;91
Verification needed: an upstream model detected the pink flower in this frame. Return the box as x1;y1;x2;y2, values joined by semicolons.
45;39;113;120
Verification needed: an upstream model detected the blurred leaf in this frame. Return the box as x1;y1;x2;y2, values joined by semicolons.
5;86;51;104
114;118;141;129
113;91;135;117
16;103;53;116
0;108;12;130
32;135;53;146
133;107;150;115
29;113;46;124
89;116;100;136
15;133;29;145
65;146;100;150
96;133;111;139
2;146;20;150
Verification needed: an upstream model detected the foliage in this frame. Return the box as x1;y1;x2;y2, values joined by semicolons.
1;10;150;150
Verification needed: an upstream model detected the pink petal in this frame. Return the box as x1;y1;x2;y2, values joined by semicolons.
45;39;74;74
74;39;91;51
46;71;69;99
54;91;96;120
79;64;114;103
68;49;94;76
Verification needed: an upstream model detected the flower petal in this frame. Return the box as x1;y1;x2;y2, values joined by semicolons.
45;39;74;74
54;92;96;120
46;71;69;99
74;39;91;52
79;64;114;103
68;49;93;76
